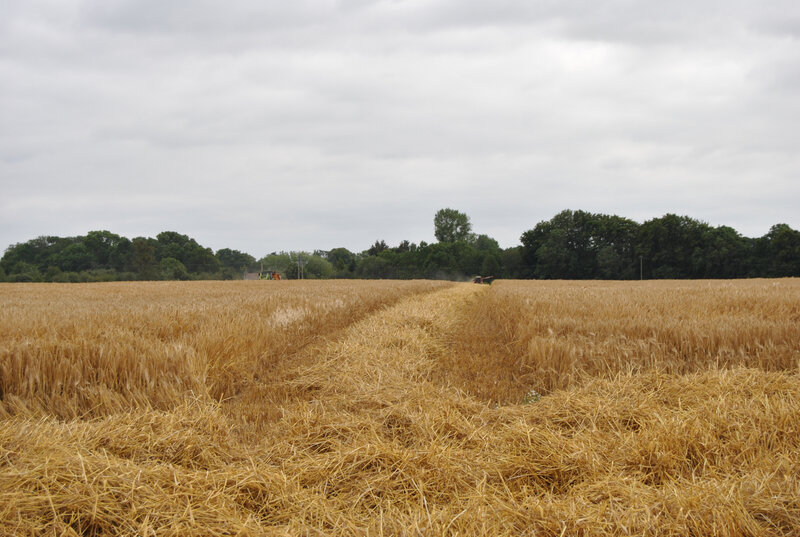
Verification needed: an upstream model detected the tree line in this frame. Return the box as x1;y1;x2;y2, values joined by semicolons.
1;209;798;282
520;210;799;279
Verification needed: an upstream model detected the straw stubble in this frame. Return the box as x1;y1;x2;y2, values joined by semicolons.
1;279;799;535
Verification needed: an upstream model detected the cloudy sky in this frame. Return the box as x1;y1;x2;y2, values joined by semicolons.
2;0;798;256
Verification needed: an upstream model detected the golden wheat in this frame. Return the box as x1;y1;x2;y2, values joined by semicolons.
0;280;450;419
1;279;799;536
433;279;800;404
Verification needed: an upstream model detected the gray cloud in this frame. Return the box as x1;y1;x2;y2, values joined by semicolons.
1;0;798;256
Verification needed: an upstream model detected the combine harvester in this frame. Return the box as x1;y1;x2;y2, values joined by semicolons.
243;262;282;280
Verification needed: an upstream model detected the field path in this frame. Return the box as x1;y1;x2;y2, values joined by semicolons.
234;281;528;534
287;282;483;403
228;281;486;430
229;281;800;536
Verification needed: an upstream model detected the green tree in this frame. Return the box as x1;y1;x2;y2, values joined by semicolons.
156;231;220;274
303;255;334;279
534;228;572;278
696;226;748;278
326;248;357;275
393;240;413;253
597;246;624;279
434;208;473;243
594;214;639;279
474;234;501;253
480;253;500;276
109;237;133;272
83;230;125;268
637;214;710;278
55;242;93;272
764;224;800;277
1;235;71;273
6;262;42;282
160;257;190;280
520;221;551;276
259;252;292;275
216;248;256;273
356;256;392;279
367;240;388;256
522;210;594;279
521;211;641;279
131;238;157;280
500;247;525;278
283;253;334;279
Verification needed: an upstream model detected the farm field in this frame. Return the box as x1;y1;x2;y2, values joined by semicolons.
1;279;799;536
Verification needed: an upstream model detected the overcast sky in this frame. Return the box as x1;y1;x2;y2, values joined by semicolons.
2;0;798;256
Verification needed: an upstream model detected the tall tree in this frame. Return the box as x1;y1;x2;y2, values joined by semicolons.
55;242;93;272
327;248;357;273
367;240;388;256
131;238;157;280
156;231;220;273
763;224;800;277
637;214;710;278
160;257;190;280
83;230;125;268
696;225;748;278
216;248;256;272
434;208;473;243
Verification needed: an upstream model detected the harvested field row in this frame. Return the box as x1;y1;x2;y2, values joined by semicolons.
0;280;451;419
433;279;800;404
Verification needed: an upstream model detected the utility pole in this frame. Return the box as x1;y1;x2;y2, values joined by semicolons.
640;256;643;280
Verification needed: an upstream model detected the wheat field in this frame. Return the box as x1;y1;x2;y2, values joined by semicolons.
1;279;799;536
